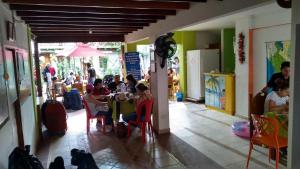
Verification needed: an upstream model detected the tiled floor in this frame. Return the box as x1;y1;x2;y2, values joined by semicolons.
37;108;187;169
169;101;287;169
36;101;288;169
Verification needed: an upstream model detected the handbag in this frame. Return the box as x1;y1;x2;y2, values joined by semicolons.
116;122;127;138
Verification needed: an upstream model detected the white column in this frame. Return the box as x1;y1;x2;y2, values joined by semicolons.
150;39;170;134
234;16;253;118
288;1;300;168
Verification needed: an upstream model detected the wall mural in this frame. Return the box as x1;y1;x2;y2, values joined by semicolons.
0;46;9;128
266;40;291;82
205;75;226;110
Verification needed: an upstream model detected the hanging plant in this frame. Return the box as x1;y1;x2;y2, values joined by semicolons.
238;32;245;64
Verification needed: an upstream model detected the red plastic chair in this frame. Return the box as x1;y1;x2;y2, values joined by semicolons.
246;114;288;169
82;98;106;134
127;98;154;143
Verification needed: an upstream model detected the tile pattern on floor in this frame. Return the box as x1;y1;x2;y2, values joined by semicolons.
169;101;287;169
37;108;187;169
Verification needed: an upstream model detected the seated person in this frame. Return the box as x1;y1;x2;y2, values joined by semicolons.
126;74;137;93
262;61;290;93
122;83;153;123
84;84;113;127
64;72;75;86
264;79;289;115
108;75;126;92
93;78;110;96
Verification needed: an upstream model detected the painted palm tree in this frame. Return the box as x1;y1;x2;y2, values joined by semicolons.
206;75;222;108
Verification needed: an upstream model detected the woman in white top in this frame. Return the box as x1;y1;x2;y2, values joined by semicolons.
264;79;289;114
84;84;112;126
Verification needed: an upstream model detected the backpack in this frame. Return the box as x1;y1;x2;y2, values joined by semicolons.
9;145;44;169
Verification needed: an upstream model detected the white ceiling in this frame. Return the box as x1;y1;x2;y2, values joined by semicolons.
178;2;289;31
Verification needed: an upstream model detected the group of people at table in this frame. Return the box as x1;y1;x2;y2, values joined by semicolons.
83;74;153;131
262;61;290;137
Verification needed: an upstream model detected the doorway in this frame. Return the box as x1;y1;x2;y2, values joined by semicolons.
4;48;24;147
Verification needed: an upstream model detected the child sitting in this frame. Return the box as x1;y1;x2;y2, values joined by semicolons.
264;79;289;114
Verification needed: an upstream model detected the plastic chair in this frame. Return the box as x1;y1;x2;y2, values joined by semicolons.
82;98;106;134
127;98;154;144
246;114;288;169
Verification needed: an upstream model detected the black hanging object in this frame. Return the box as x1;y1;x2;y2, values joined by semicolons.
154;32;177;68
276;0;291;8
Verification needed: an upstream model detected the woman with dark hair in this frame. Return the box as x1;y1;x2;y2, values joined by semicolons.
122;83;153;122
264;79;289;114
126;74;137;93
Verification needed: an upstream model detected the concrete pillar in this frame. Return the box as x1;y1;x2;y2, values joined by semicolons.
234;16;253;118
34;41;42;97
150;42;170;134
288;1;300;168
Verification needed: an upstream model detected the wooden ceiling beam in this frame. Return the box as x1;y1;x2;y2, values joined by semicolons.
22;17;157;23
10;4;176;15
31;27;138;32
4;0;189;10
16;11;165;20
31;28;135;32
35;33;127;36
30;25;141;29
28;23;144;28
32;31;130;34
148;0;206;2
26;20;149;27
36;35;125;43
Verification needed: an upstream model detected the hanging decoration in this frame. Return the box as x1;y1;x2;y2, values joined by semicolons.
238;32;245;64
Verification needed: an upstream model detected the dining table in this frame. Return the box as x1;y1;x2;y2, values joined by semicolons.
107;93;136;121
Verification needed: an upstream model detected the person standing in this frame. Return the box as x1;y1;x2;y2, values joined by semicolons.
87;63;96;85
43;64;52;98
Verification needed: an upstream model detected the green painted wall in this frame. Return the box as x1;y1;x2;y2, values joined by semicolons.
126;38;150;52
173;31;196;98
223;28;235;73
125;32;196;98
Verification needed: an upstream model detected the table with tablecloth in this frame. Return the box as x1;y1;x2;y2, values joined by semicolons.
265;112;288;138
110;99;136;120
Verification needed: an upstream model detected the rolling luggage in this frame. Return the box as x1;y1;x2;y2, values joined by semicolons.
42;89;67;135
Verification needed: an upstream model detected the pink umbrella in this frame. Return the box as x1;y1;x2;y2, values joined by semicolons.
57;43;104;58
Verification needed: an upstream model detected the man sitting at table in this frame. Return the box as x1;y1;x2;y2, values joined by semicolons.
122;83;153;123
264;79;289;115
108;75;126;93
262;61;290;93
84;84;113;130
93;78;110;96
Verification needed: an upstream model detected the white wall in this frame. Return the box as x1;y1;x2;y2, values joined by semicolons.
252;9;291;94
125;0;273;43
234;6;291;117
234;16;252;118
0;2;37;168
289;0;300;168
252;24;291;94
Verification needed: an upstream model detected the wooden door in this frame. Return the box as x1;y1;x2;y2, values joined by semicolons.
4;48;24;148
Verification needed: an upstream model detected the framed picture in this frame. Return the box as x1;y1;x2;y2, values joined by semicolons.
6;21;15;42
